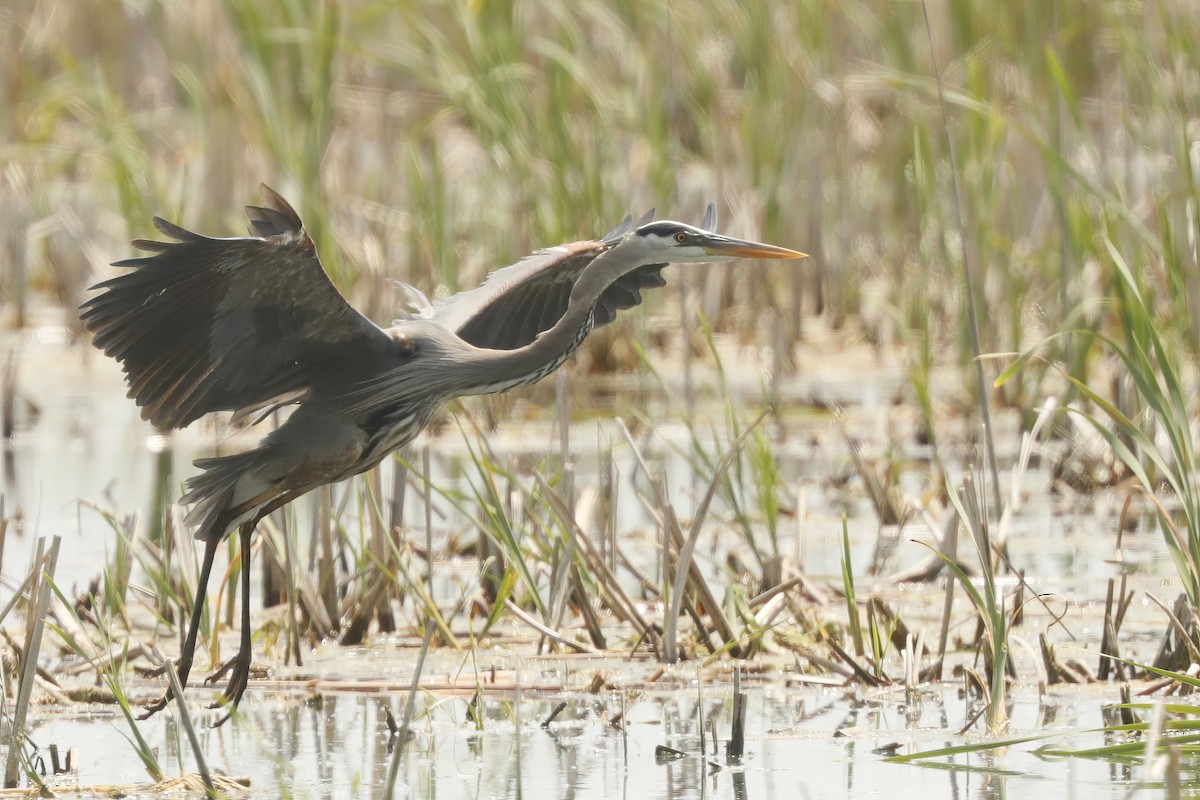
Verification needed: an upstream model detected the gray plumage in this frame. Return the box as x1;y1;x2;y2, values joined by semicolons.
79;184;805;719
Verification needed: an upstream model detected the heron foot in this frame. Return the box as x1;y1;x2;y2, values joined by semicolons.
138;654;195;720
205;651;253;726
138;691;173;720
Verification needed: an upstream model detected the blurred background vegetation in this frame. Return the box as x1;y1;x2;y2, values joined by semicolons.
2;0;1198;430
5;3;1200;766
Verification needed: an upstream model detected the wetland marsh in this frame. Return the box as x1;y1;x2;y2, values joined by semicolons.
3;1;1200;797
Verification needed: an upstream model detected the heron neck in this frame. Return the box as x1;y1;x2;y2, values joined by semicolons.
461;297;596;395
460;238;645;394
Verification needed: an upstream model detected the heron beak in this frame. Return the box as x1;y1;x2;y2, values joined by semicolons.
701;234;807;260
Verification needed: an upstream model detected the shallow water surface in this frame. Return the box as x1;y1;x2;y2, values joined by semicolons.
29;672;1170;799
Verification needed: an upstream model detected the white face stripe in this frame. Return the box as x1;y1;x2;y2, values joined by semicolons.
628;231;721;263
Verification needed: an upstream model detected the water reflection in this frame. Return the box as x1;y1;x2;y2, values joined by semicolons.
21;651;1172;798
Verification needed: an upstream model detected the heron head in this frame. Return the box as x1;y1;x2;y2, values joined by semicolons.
631;221;807;263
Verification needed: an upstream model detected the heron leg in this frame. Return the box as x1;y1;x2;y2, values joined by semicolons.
140;533;221;719
208;521;256;725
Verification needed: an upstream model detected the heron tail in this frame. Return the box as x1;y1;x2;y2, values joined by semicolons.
181;449;278;541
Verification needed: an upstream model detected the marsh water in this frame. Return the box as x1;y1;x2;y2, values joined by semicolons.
28;674;1169;799
2;304;1185;798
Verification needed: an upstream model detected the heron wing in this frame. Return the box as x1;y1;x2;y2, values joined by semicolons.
80;185;392;428
432;210;666;351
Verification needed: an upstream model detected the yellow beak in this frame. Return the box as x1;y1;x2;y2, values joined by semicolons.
701;234;807;260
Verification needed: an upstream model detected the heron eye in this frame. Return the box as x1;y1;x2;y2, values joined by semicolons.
674;232;688;243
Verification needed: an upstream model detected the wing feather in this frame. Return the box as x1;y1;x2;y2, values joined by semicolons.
80;185;392;428
432;210;666;351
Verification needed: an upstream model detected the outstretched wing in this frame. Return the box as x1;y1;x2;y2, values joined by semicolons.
80;185;393;428
431;210;667;351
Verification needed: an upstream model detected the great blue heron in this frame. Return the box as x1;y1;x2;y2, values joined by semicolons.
80;185;805;719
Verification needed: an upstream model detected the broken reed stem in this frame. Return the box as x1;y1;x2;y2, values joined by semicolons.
727;664;746;764
504;599;601;655
905;633;919;697
541;701;567;728
281;523;302;667
1040;632;1062;685
514;670;524;797
605;443;618;576
366;467;395;633
933;510;959;681
1102;574;1133;678
546;493;578;637
1143;700;1166;789
570;565;606;649
839;516;865;658
318;487;337;631
658;476;671;651
423;445;432;597
534;472;658;656
621;691;629;767
383;621;433;799
556;369;572;506
617;413;766;660
1099;577;1116;680
0;566;38;630
795;484;806;573
661;490;682;663
162;658;215;796
387;458;407;626
5;535;60;789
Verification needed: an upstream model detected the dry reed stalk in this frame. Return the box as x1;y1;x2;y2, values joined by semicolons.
4;536;60;789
